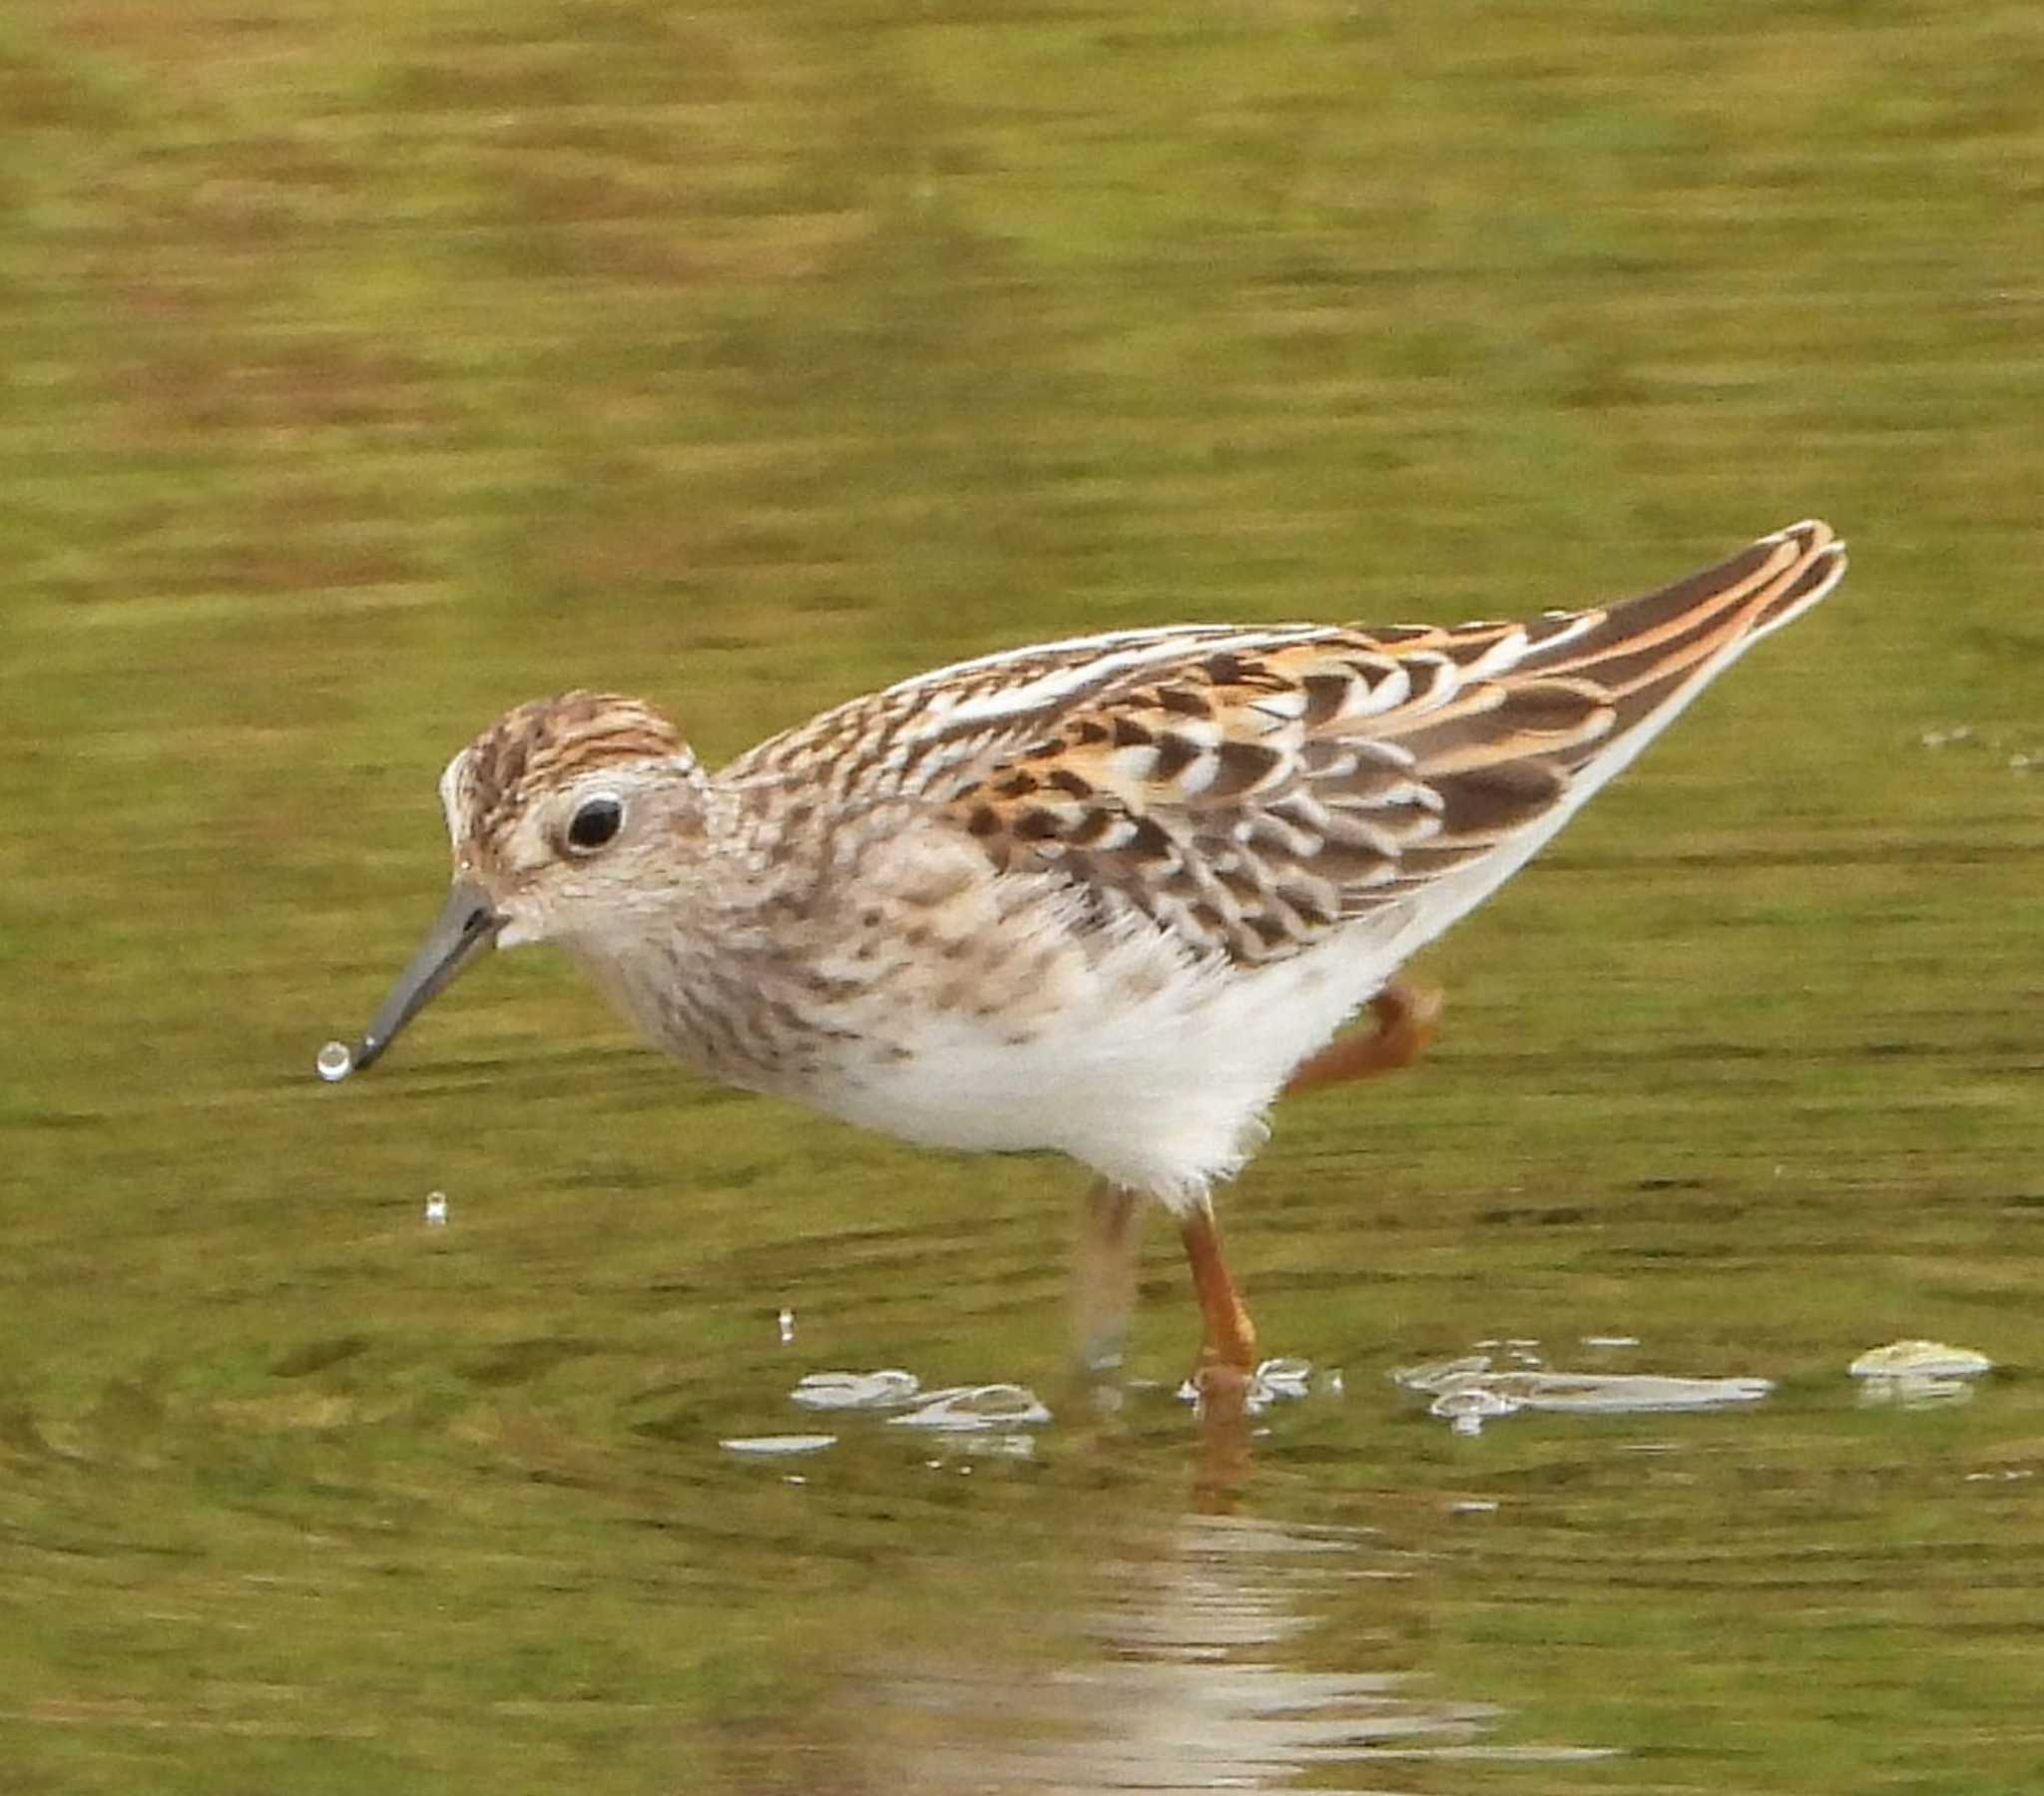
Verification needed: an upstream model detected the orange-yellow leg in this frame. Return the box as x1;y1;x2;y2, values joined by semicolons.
1185;1208;1257;1503
1079;981;1439;1428
1179;1202;1259;1391
1281;980;1443;1100
1072;1179;1144;1377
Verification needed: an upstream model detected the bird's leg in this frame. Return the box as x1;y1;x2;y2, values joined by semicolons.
1175;1200;1261;1494
1179;1199;1258;1398
1280;980;1443;1100
1072;1179;1144;1380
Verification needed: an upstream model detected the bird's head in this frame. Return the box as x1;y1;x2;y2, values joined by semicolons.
343;691;706;1072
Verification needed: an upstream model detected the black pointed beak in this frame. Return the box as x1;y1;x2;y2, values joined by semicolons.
347;878;502;1073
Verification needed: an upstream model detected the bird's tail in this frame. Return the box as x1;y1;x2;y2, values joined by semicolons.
1521;517;1845;753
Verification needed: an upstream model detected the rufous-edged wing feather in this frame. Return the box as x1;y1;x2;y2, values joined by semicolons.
928;520;1844;964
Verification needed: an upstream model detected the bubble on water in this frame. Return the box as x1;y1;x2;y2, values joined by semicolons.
424;1191;448;1227
1850;1339;1992;1411
1393;1353;1774;1436
1431;1385;1524;1436
1502;1373;1774;1414
1254;1357;1313;1401
1848;1339;1992;1380
314;1041;354;1083
721;1433;837;1457
790;1369;922;1412
887;1384;1052;1432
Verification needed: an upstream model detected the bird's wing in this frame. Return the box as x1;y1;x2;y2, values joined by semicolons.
900;519;1846;965
722;620;1339;806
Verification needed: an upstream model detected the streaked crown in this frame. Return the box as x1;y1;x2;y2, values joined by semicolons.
443;691;691;858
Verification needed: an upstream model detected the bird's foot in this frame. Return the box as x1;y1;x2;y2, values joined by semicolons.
1368;979;1443;1070
1280;979;1444;1099
1191;1353;1255;1416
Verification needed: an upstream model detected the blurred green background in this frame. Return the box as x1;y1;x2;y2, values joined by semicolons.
3;2;2041;1791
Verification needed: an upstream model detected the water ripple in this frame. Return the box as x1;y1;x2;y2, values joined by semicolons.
1394;1350;1774;1437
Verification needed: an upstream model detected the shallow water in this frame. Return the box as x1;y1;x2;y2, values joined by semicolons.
6;2;2044;1791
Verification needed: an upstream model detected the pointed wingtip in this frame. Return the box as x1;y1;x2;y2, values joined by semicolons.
1762;517;1847;564
1750;520;1848;639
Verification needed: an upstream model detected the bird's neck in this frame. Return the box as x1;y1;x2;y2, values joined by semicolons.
561;781;852;1089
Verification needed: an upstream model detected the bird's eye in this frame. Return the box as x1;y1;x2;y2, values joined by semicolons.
565;793;625;854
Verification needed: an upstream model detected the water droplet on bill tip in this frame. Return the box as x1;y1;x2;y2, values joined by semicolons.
315;1041;353;1083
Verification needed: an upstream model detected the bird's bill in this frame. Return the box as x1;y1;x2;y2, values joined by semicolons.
348;878;502;1072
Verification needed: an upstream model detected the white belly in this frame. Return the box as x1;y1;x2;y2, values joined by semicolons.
811;933;1390;1209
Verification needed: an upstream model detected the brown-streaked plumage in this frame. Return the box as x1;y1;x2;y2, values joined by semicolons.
331;520;1845;1403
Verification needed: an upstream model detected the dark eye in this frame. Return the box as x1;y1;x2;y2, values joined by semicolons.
565;794;624;853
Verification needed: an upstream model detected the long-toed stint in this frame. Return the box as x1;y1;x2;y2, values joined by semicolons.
323;520;1845;1403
